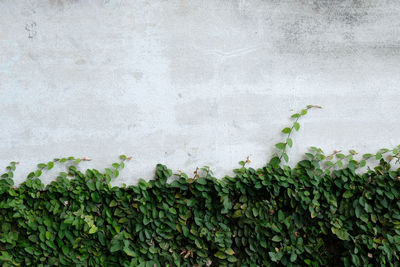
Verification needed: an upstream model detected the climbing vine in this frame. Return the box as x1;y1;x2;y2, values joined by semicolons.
0;106;400;266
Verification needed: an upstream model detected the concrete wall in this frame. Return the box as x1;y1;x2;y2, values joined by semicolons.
1;0;400;184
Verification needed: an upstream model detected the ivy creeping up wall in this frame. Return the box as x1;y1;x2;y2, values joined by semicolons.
1;106;400;266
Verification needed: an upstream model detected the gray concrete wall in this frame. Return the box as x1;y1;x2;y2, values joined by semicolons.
1;0;400;184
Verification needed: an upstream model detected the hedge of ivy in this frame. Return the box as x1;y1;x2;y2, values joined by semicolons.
1;154;400;267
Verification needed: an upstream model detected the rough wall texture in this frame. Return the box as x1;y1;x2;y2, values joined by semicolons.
1;0;400;184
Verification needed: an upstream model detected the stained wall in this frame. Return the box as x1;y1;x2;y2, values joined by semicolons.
1;0;400;184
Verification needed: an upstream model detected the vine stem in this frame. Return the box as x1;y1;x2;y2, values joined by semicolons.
278;105;321;163
279;116;300;161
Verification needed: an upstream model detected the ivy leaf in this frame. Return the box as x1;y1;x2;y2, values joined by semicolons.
286;138;293;148
290;252;297;262
37;163;46;169
363;153;373;159
269;157;281;168
91;192;101;203
225;248;235;255
325;161;334;167
278;210;284;221
343;190;353;199
272;235;282;242
87;181;95;191
336;154;345;159
282;153;289;163
293;122;300;131
197;178;207;185
232;210;242;218
269;251;283;262
281;127;292;134
291;113;300;119
275;143;286;150
35;170;42;177
110;240;122;253
45;231;51;240
47;161;54;170
331;227;350;241
89;225;98;234
359;160;366;167
214;251;226;259
112;163;120;169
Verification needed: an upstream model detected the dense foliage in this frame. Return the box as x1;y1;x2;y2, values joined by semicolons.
1;106;400;266
1;155;400;266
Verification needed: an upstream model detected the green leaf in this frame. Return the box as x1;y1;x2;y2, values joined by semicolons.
110;241;122;253
359;160;366;167
47;161;54;170
87;181;95;191
286;138;293;148
214;251;226;259
252;207;258;217
278;210;284;221
301;109;307;115
45;231;51;240
349;149;357;155
343;190;353;199
89;225;98;234
291;113;300;119
336;153;345;159
293;122;300;131
64;217;74;224
37;163;46;169
232;210;242;218
269;251;283;262
112;163;120;169
363;153;373;159
269;157;281;168
91;192;101;203
272;235;282;242
290;252;297;262
325;161;334;167
275;143;286;150
282;153;289;163
281;127;291;134
227;255;237;262
0;252;12;262
331;227;349;241
123;246;136;257
225;248;235;255
182;225;189;237
197;177;207;185
62;245;69;255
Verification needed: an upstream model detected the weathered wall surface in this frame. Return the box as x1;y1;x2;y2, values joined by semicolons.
1;0;400;184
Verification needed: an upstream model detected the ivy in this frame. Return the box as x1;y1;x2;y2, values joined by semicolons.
0;106;400;266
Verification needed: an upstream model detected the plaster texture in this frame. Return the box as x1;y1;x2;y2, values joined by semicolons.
1;0;400;184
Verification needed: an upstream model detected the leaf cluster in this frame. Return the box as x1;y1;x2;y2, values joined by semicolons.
1;155;400;266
